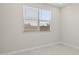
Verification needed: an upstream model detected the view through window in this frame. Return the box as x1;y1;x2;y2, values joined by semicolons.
23;6;51;32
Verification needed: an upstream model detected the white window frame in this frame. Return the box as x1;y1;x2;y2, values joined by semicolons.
23;5;51;32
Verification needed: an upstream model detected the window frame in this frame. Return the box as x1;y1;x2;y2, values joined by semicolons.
23;5;51;32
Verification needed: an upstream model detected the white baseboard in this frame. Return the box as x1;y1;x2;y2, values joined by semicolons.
1;42;60;55
61;42;79;50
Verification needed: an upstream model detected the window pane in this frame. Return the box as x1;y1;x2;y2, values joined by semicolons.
23;6;38;20
24;20;39;32
39;9;51;20
23;6;39;32
39;9;51;31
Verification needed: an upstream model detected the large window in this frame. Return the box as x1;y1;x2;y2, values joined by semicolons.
23;6;51;32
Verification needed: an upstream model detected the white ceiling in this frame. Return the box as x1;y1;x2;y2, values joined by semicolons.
48;3;70;7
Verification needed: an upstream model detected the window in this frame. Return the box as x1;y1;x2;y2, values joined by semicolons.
23;6;51;32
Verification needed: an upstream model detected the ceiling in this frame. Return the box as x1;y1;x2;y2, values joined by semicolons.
48;3;70;7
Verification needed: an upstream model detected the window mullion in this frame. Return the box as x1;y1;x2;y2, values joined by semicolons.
38;8;40;31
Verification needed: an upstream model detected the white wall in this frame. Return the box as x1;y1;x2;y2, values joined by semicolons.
61;4;79;47
0;3;60;53
0;5;4;52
